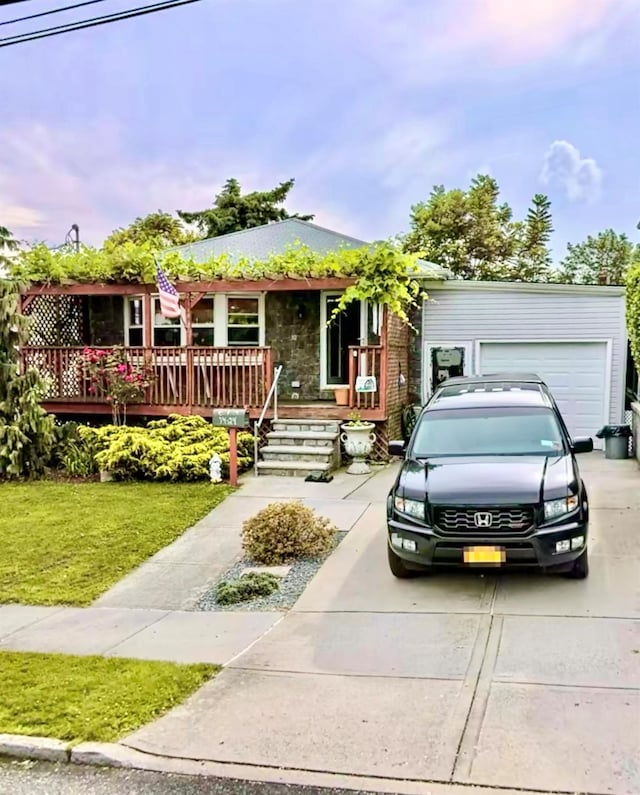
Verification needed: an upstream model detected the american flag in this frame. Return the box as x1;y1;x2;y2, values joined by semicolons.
155;260;181;319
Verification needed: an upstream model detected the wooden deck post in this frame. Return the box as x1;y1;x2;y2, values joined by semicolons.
379;307;388;417
228;427;238;486
184;294;194;411
142;293;152;350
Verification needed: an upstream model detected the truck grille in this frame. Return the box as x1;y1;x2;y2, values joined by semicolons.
433;506;534;536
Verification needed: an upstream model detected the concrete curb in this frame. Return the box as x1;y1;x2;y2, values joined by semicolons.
0;734;69;763
0;733;584;795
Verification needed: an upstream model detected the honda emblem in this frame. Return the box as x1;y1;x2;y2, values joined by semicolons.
474;512;493;528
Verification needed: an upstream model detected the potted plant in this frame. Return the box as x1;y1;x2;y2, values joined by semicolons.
333;386;350;406
340;411;376;474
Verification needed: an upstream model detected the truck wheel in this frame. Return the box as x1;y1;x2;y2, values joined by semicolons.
563;547;589;580
388;544;419;578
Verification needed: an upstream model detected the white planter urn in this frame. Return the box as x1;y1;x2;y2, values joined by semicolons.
340;422;376;475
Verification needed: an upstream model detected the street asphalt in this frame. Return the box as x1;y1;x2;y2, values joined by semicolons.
0;759;379;795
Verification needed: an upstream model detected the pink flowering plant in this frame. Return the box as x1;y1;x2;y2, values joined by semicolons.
82;346;153;425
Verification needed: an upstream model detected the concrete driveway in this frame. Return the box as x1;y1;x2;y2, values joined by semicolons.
125;454;640;795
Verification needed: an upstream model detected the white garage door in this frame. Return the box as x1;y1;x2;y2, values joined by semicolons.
479;342;608;448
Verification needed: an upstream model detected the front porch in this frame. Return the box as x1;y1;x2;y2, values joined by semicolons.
19;280;391;422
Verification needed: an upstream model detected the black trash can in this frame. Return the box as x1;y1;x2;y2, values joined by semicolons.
595;425;631;460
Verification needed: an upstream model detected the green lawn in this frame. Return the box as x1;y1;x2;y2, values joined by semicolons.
0;481;233;605
0;651;216;744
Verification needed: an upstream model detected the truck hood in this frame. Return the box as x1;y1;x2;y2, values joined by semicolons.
397;455;574;506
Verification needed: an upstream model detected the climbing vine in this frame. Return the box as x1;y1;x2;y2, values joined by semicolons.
626;262;640;377
10;241;433;324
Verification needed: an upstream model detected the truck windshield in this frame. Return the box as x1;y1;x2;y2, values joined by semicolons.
412;406;565;458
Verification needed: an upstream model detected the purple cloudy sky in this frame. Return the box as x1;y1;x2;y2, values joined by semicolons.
1;0;639;259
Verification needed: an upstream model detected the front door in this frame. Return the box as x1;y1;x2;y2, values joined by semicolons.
323;295;361;386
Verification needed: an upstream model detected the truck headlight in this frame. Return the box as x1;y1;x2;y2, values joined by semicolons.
394;496;425;521
544;494;579;521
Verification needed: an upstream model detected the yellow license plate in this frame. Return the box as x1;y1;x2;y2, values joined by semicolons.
463;546;506;565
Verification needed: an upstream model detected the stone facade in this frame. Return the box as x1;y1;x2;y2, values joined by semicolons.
265;291;322;401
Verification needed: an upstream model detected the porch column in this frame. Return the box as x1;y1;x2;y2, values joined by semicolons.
142;292;152;348
185;294;194;411
380;306;388;417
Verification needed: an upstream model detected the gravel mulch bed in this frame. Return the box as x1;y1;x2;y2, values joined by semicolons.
196;531;347;612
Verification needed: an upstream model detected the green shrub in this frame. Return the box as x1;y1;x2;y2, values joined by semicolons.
0;280;56;479
242;501;335;564
51;422;101;477
91;414;253;481
216;572;280;605
627;261;640;377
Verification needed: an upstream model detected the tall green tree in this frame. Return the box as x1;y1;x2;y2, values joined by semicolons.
626;261;640;378
0;280;56;478
178;178;314;239
511;193;553;282
556;229;639;285
0;224;18;268
103;211;195;251
403;175;519;280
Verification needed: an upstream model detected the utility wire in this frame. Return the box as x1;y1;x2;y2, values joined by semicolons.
0;0;109;28
0;0;202;47
1;0;185;41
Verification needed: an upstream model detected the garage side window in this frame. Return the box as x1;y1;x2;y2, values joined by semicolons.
431;346;466;388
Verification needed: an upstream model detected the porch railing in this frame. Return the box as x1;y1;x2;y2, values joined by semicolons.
20;346;274;410
348;345;385;412
253;364;284;475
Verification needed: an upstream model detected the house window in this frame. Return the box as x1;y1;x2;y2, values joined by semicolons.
153;298;182;347
227;296;260;346
191;297;215;346
126;297;144;346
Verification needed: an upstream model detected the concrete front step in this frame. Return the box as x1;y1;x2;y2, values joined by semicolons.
272;419;341;434
266;430;339;446
262;447;335;463
256;460;332;477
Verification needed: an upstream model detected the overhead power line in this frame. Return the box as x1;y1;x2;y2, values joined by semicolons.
0;0;202;48
0;0;109;28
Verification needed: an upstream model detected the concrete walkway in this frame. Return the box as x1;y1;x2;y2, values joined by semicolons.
94;469;374;610
1;467;381;663
122;453;640;795
0;605;283;665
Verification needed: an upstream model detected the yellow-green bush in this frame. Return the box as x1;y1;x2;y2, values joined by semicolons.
242;501;336;564
81;415;253;481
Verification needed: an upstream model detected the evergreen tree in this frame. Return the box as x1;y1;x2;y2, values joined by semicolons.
178;178;313;239
0;225;18;269
0;280;56;478
511;193;553;282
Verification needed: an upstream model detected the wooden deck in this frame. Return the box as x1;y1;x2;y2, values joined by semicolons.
22;344;386;420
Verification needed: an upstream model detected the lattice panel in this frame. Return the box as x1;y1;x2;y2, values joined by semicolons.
21;349;57;399
257;419;271;448
23;296;85;346
21;348;86;399
370;422;390;463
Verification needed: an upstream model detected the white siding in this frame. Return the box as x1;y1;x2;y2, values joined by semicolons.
421;283;627;429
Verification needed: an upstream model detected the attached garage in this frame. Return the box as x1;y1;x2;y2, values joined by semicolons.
416;282;627;449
